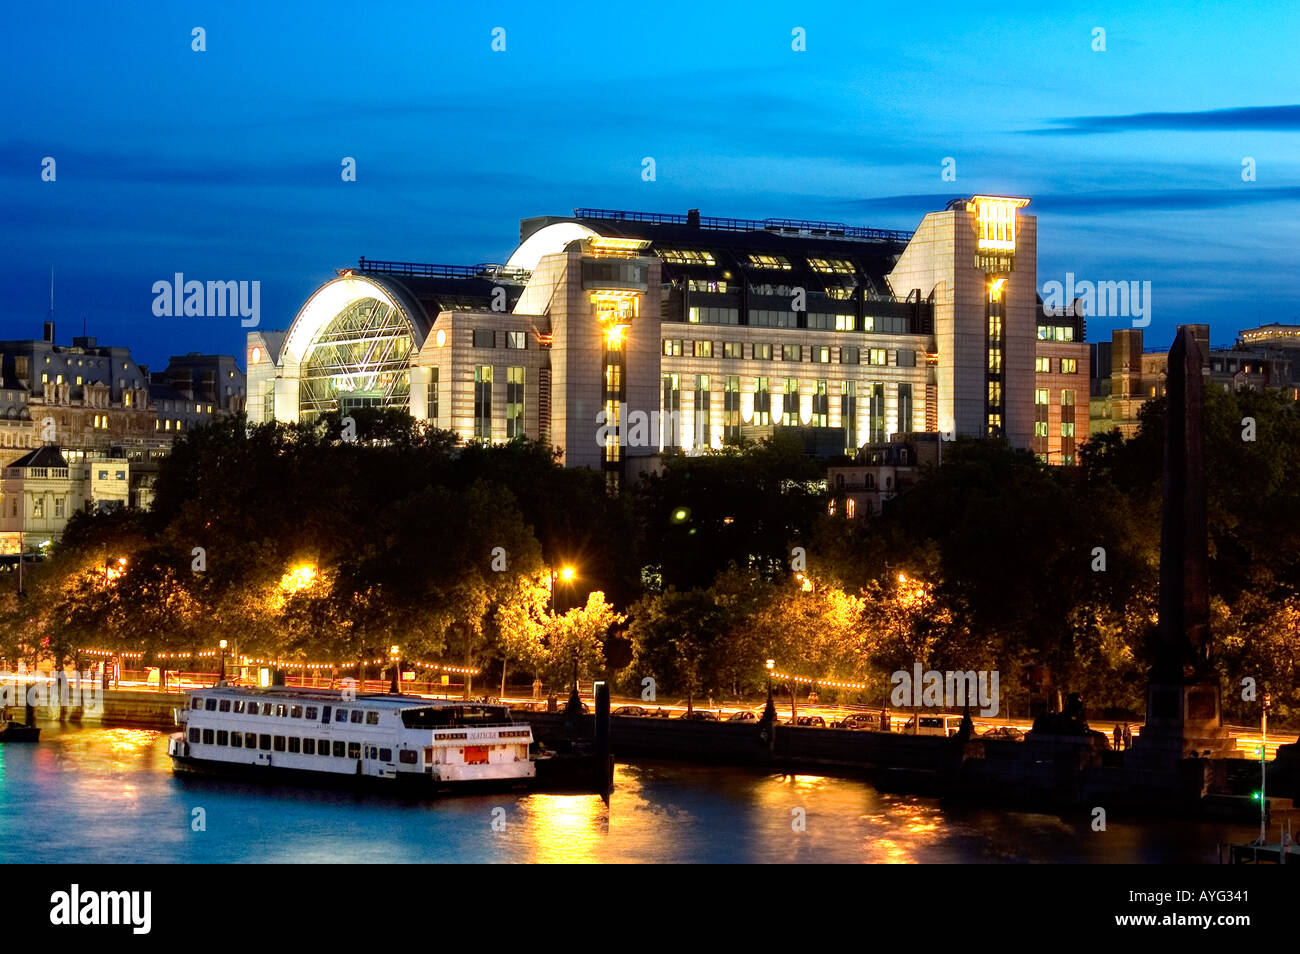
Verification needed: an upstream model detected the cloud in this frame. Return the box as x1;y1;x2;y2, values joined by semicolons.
1029;105;1300;135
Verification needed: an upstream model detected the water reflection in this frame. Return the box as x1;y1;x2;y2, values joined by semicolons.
0;726;1261;864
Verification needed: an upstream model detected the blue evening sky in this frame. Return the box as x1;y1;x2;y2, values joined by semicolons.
2;0;1297;368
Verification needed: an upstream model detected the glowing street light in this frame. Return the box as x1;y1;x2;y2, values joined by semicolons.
389;644;401;694
279;563;317;594
218;639;228;684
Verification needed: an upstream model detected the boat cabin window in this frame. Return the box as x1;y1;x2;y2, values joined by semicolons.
302;739;315;755
334;709;348;723
217;730;228;745
366;711;380;725
188;728;200;743
244;733;256;747
202;729;214;744
233;701;244;713
204;698;217;711
273;736;286;752
288;738;300;753
350;711;363;724
347;742;361;759
320;705;331;723
231;733;243;748
305;707;318;720
399;750;417;764
191;698;202;710
332;741;345;757
399;705;511;729
258;734;271;750
290;706;302;719
219;700;231;712
379;748;392;762
317;738;329;755
275;705;287;718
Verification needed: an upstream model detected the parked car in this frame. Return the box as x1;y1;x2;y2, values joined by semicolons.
901;715;965;736
612;705;650;718
981;725;1025;741
727;710;758;722
835;713;878;730
679;710;720;721
788;715;827;728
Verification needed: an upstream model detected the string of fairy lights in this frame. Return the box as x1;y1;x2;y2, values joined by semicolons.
767;668;870;692
76;647;478;676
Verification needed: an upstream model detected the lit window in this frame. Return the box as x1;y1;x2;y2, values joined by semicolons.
658;249;715;266
723;341;742;359
1061;422;1076;437
1061;358;1078;373
1061;389;1075;407
662;339;683;357
746;253;791;270
867;349;887;366
807;257;855;275
1035;357;1050;373
1035;389;1049;405
693;340;713;358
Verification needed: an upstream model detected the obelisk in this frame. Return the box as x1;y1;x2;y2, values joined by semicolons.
1134;326;1232;766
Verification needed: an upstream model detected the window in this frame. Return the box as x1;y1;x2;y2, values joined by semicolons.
288;737;301;753
811;380;828;427
32;498;43;519
687;306;739;325
782;344;801;362
400;750;418;764
753;343;773;360
379;748;393;762
245;733;257;748
688;279;728;293
365;711;379;725
233;701;244;713
867;349;887;366
1037;326;1075;342
841;346;859;365
662;339;683;357
472;329;495;348
1061;358;1078;373
753;377;771;426
841;381;857;452
506;367;525;439
782;379;800;426
662;373;681;448
694;375;710;448
317;739;329;755
1035;388;1049;405
1034;421;1049;437
1035;357;1051;373
723;376;740;443
347;742;361;759
188;728;200;743
351;710;364;724
659;248;715;265
835;314;855;331
290;706;302;719
219;699;231;712
813;347;830;363
54;498;64;518
1061;389;1075;407
896;350;916;368
231;732;243;748
333;741;345;757
275;705;287;718
427;368;439;424
273;736;285;752
259;735;271;751
1061;422;1076;437
898;383;913;433
205;698;217;711
305;707;317;720
723;341;742;359
506;331;526;349
334;709;348;723
303;738;315;755
202;728;214;744
807;257;855;275
869;383;885;443
747;253;791;270
216;730;229;746
692;340;713;358
473;366;492;440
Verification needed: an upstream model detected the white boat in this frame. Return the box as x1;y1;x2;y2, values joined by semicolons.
167;685;536;792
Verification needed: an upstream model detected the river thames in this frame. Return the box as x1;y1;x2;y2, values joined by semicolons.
0;724;1259;864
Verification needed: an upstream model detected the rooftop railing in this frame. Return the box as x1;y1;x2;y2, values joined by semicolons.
573;208;913;243
355;258;530;282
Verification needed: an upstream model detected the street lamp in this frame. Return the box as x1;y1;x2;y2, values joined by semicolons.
549;564;577;614
389;644;400;695
763;659;777;723
218;639;228;684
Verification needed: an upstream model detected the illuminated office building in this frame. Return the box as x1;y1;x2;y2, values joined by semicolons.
249;197;1086;483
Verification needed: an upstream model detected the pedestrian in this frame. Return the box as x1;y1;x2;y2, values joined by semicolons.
880;707;890;732
1122;723;1132;750
1112;724;1122;751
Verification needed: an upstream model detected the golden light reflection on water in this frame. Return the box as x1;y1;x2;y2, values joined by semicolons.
516;794;610;863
